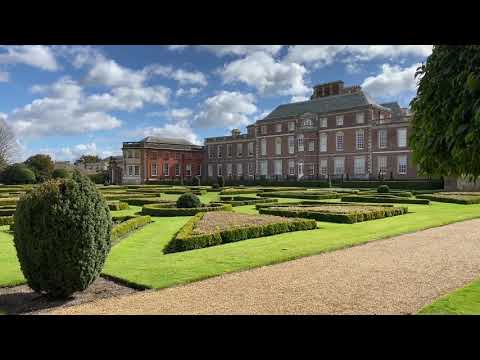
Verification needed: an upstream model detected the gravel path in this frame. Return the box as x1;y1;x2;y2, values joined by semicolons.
45;219;480;315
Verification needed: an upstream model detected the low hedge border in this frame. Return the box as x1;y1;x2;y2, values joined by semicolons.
341;195;430;205
161;189;206;195
219;188;260;195
123;198;175;206
107;201;129;211
259;205;408;224
0;216;14;226
254;201;397;210
164;212;317;253
259;191;340;200
142;202;233;217
0;198;19;206
104;193;160;201
111;215;153;244
0;207;16;216
219;198;279;207
416;194;480;204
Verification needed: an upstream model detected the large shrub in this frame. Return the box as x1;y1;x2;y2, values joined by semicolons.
176;193;201;208
1;164;36;184
24;154;54;182
52;168;72;179
377;185;390;193
13;171;112;298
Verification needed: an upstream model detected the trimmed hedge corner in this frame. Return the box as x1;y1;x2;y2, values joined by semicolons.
416;193;480;204
107;201;129;211
142;202;233;217
164;212;317;253
111;215;152;243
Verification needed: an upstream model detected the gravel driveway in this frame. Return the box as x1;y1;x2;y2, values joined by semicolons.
45;219;480;315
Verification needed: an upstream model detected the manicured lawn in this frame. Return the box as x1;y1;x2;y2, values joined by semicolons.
0;226;24;287
419;278;480;314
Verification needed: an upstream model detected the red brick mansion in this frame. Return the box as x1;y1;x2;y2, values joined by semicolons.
113;81;421;185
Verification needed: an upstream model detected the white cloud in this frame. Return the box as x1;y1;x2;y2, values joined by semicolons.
0;71;9;82
171;69;207;86
290;95;309;103
220;51;310;98
285;45;432;68
146;108;193;121
167;45;188;51
198;45;283;57
361;63;420;99
84;57;146;88
42;142;122;161
130;121;201;145
176;87;200;97
0;45;59;71
195;91;257;129
31;76;83;99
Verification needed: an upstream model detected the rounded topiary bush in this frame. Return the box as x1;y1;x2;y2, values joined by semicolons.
13;171;112;298
1;164;36;184
176;192;201;208
377;184;390;193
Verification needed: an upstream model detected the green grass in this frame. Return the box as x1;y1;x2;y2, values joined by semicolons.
2;194;480;296
418;278;480;315
0;226;24;287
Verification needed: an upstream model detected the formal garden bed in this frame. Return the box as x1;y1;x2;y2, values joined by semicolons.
341;195;430;205
218;195;278;206
416;193;480;204
141;202;232;216
259;191;341;200
164;211;317;253
259;203;408;223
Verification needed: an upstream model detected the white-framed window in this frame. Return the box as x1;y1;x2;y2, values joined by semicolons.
163;163;169;176
248;142;254;156
134;166;140;176
217;145;222;158
336;115;344;126
198;164;202;176
288;136;295;154
336;132;344;151
274;159;282;176
208;145;213;159
356;129;365;150
227;144;232;157
308;140;315;152
128;165;133;176
397;128;407;147
320;159;328;177
217;164;223;176
307;164;314;176
378;129;387;148
175;163;180;176
208;164;213;177
261;125;267;135
248;162;255;175
237;163;243;176
275;123;282;133
127;150;133;159
297;134;304;152
303;118;313;127
275;137;282;155
260;138;267;156
334;157;345;175
134;150;140;159
378;156;387;174
151;163;157;176
398;155;407;175
288;121;295;131
226;163;232;176
356;112;365;124
320;117;328;128
259;160;268;176
186;164;192;177
297;161;304;177
237;143;243;157
288;160;295;175
320;133;327;152
354;156;365;175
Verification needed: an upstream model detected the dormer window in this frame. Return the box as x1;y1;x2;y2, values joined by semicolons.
303;119;313;127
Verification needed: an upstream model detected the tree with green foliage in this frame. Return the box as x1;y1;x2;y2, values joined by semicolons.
410;45;480;180
52;168;72;179
24;154;54;182
76;154;101;165
13;171;112;299
176;193;201;208
1;163;36;184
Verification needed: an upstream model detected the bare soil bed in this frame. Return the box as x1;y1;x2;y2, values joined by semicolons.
0;277;142;315
191;211;297;235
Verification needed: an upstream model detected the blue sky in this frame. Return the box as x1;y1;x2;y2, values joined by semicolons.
0;45;432;162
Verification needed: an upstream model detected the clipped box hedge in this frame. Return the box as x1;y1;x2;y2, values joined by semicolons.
122;198;174;206
161;189;206;195
142;202;232;217
416;194;480;204
0;207;16;216
259;191;340;200
0;198;19;206
0;216;14;226
219;188;260;195
254;201;398;210
103;193;160;201
259;205;408;224
111;215;152;243
341;195;430;205
107;201;129;211
219;197;278;207
164;212;317;253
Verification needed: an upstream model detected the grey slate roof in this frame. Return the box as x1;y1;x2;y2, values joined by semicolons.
261;91;390;121
141;136;195;146
380;102;403;115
